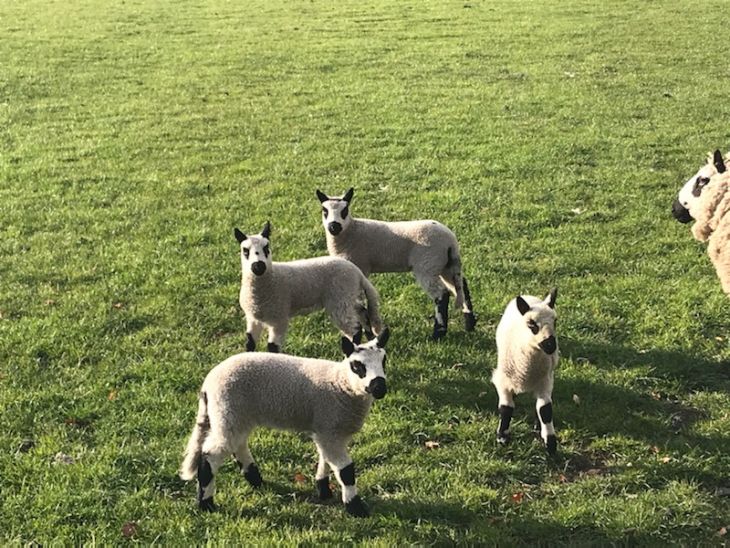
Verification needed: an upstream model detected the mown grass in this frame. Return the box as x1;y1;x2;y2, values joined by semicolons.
1;0;729;544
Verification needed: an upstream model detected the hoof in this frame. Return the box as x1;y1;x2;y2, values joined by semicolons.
245;333;256;352
344;495;369;518
364;330;375;341
244;463;263;488
266;343;280;353
464;312;477;332
545;435;558;455
198;497;216;512
497;432;511;446
431;327;447;341
316;478;333;500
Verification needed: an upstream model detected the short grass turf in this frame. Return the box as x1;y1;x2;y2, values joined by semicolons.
2;0;730;544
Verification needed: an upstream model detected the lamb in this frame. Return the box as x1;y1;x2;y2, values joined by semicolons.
179;329;391;517
491;289;559;454
316;188;476;340
672;150;730;295
234;221;383;352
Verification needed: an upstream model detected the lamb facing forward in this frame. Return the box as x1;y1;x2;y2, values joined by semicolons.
672;150;730;295
316;188;476;340
235;222;383;352
179;329;390;517
491;289;559;454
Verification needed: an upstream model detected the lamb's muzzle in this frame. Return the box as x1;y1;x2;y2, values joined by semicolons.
366;377;387;399
539;335;557;355
672;199;693;223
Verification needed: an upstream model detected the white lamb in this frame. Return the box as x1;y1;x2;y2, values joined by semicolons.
491;289;559;454
316;188;476;340
672;149;728;223
179;329;390;517
235;222;383;352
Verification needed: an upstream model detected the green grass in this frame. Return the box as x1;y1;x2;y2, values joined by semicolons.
2;0;730;544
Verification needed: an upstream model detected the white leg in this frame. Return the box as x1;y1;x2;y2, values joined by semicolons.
245;318;265;351
495;385;515;445
314;435;368;517
266;321;288;353
535;394;557;454
233;434;262;488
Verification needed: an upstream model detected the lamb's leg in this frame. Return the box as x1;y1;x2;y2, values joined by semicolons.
245;319;264;352
266;322;288;353
313;441;332;500
233;434;262;488
315;436;368;517
461;276;477;331
197;452;224;512
415;271;450;339
496;386;515;445
536;395;557;455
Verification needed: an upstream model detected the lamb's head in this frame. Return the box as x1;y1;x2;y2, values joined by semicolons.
340;328;390;399
673;150;727;224
515;289;558;355
317;187;354;236
234;222;272;277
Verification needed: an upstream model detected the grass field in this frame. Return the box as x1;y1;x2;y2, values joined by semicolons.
2;0;730;544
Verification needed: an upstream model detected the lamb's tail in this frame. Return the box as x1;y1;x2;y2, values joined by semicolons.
179;391;210;481
360;276;384;335
441;246;465;309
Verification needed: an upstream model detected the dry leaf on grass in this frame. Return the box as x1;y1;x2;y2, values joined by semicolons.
424;440;440;450
511;492;524;503
293;472;307;484
121;522;138;538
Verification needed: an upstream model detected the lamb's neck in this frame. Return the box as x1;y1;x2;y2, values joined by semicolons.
328;219;362;254
242;269;278;299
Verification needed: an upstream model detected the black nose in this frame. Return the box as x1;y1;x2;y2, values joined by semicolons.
539;335;557;355
367;377;387;399
251;261;266;276
328;222;342;236
672;199;693;224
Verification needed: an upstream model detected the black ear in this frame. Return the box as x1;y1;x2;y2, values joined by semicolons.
260;221;271;239
547;287;558;309
516;296;531;316
234;228;247;244
713;149;726;173
316;189;329;203
341;336;355;357
376;327;390;348
342;187;354;202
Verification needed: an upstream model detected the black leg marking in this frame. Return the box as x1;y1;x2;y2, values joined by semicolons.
243;463;263;488
497;405;514;445
339;462;356;485
316;477;333;500
266;342;280;353
246;332;256;352
432;292;449;340
546;435;557;455
462;277;477;331
352;329;362;345
364;329;375;340
344;495;369;518
197;457;215;511
538;402;553;424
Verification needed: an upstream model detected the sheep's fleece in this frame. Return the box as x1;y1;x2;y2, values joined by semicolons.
689;171;730;295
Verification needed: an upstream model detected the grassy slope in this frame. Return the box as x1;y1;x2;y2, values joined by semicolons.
1;0;729;543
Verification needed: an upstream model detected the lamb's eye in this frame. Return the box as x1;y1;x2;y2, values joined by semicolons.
527;320;539;334
243;248;250;259
263;244;270;257
341;205;349;219
322;207;328;217
692;176;710;197
350;360;366;378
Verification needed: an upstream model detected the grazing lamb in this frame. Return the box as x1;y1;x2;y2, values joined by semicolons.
179;329;391;517
235;222;383;352
316;188;476;340
491;289;559;454
672;150;730;295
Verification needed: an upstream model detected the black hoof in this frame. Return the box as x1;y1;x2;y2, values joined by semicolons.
245;333;256;352
464;312;477;332
497;432;511;446
364;330;375;341
316;478;333;500
345;495;369;518
266;343;280;353
546;435;558;455
431;327;447;341
244;463;263;488
198;497;216;512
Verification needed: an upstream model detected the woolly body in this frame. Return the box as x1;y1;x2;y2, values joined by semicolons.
689;171;730;294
